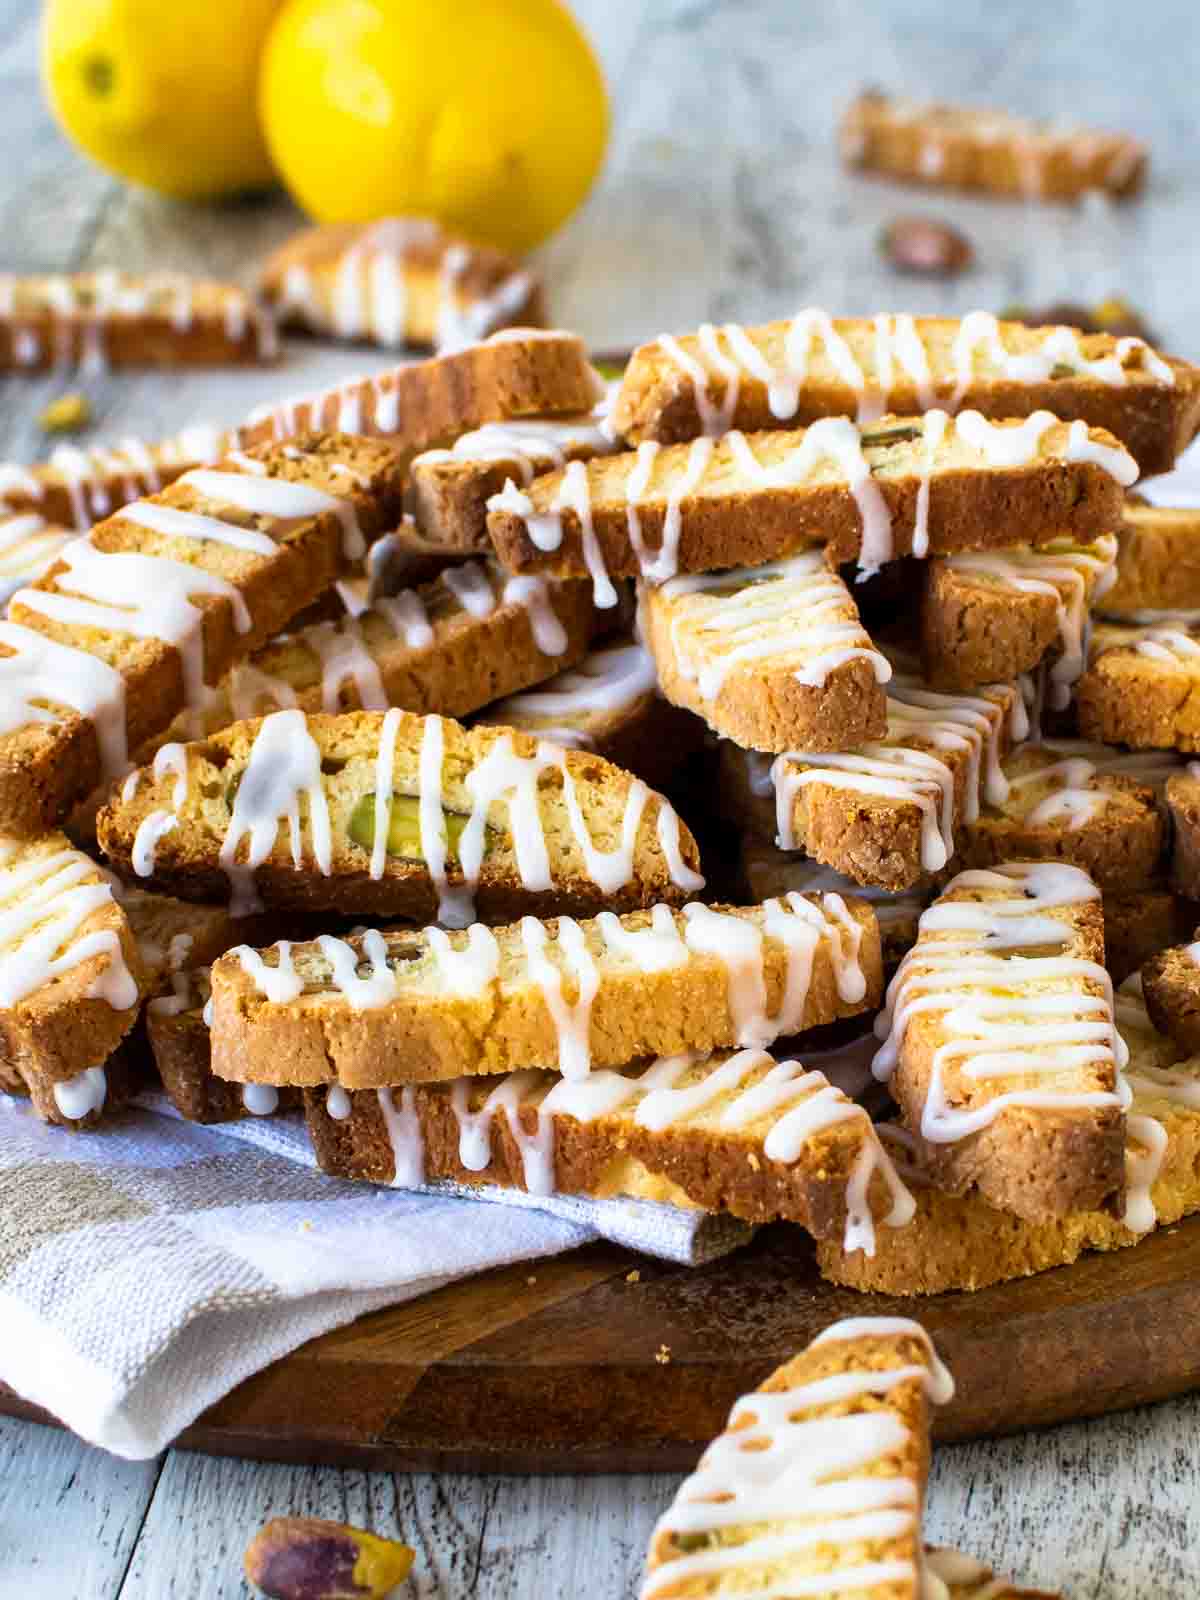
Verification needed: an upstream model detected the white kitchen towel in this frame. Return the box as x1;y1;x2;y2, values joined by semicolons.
0;1093;752;1460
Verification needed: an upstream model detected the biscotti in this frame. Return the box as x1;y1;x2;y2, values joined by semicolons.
958;740;1172;893
410;411;617;550
0;435;406;836
0;272;277;370
924;1549;1059;1600
1103;885;1192;986
819;985;1200;1294
207;895;882;1087
486;412;1136;598
0;832;145;1124
839;91;1147;203
1166;766;1200;897
1141;938;1200;1053
0;423;230;530
920;535;1117;696
97;709;704;923
258;218;543;350
643;1317;951;1600
1077;618;1200;750
240;330;602;461
302;1048;914;1248
876;861;1125;1221
475;640;706;793
765;673;1023;891
611;312;1193;474
639;550;890;752
1102;501;1200;615
0;515;74;608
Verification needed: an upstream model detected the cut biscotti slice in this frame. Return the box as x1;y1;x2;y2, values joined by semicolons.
96;709;704;924
763;672;1025;891
1077;618;1200;750
643;1317;951;1600
639;549;890;753
1166;765;1200;897
474;640;705;792
923;1549;1059;1600
739;834;929;967
0;831;146;1124
612;312;1193;475
0;434;406;836
0;272;277;370
1102;500;1200;615
957;739;1173;893
0;515;75;609
239;330;602;462
486;412;1136;600
207;894;882;1087
839;91;1148;203
1141;935;1200;1054
410;410;618;550
819;982;1200;1294
1103;884;1192;987
875;861;1126;1221
258;218;543;350
0;424;231;531
302;1048;914;1247
920;535;1118;697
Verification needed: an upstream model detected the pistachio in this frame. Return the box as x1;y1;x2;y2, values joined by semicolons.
348;792;479;862
244;1515;413;1600
1049;362;1077;379
225;771;243;810
880;216;972;277
40;392;91;433
861;424;922;448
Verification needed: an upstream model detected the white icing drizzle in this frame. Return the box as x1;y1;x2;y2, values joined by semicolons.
520;915;599;1079
132;810;177;877
0;619;128;778
498;575;569;656
220;710;332;914
173;467;365;561
442;559;498;619
413;413;615;481
375;589;434;649
53;1067;108;1121
242;1082;279;1116
307;617;388;712
641;1315;951;1600
485;643;657;739
326;1083;352;1120
228;660;299;721
370;707;403;880
231;941;304;1002
1004;739;1179;829
377;1086;425;1186
0;516;74;608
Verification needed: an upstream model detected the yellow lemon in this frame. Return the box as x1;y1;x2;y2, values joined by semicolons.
259;0;609;254
41;0;280;201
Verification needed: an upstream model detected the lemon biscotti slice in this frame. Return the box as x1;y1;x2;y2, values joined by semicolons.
206;895;882;1087
258;218;543;350
875;862;1126;1221
643;1317;952;1600
0;435;406;836
640;550;891;752
1102;499;1200;614
486;412;1135;600
611;312;1192;473
1076;619;1200;750
0;272;276;370
0;515;75;608
301;1050;914;1249
96;709;704;923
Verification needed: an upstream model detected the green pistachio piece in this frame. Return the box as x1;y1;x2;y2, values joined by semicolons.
1049;362;1076;379
348;793;478;862
861;424;922;448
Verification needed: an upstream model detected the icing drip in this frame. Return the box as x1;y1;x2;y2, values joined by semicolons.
307;617;388;712
485;642;656;736
326;1084;352;1120
378;1086;425;1186
242;1082;279;1116
499;575;568;656
220;710;333;914
520;915;600;1079
413;413;615;479
0;620;128;777
443;560;498;619
53;1067;108;1121
232;941;304;1003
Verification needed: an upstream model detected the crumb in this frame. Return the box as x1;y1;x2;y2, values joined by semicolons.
40;392;90;433
655;1344;671;1365
625;1269;641;1284
526;1275;537;1285
747;1152;761;1172
298;1220;314;1233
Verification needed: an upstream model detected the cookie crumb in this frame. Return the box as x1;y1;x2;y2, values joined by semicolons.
625;1269;641;1284
655;1343;671;1365
526;1275;537;1285
40;392;90;433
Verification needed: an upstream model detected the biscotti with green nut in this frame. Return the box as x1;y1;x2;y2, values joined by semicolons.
0;831;147;1124
839;92;1147;204
639;550;890;753
877;861;1125;1221
409;411;617;550
0;272;277;370
474;640;706;793
1103;500;1200;614
239;329;602;460
644;1318;947;1600
819;986;1200;1294
485;412;1136;596
611;312;1192;473
0;434;406;838
1076;619;1200;750
300;1046;913;1247
920;535;1117;695
258;218;544;350
957;740;1172;893
96;708;704;923
207;895;882;1087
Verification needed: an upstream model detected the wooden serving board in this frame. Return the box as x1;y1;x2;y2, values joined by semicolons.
8;1216;1200;1473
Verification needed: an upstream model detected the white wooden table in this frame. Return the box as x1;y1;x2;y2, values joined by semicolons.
2;0;1199;1593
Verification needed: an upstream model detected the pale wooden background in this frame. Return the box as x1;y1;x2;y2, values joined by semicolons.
3;0;1200;1593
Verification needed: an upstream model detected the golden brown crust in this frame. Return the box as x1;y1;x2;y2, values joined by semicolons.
1102;886;1191;986
0;273;276;369
1104;502;1200;615
1167;770;1200;897
96;710;703;922
0;435;407;836
1142;943;1200;1054
239;331;600;460
1077;623;1200;751
258;219;543;349
611;316;1192;475
839;91;1148;204
486;415;1131;583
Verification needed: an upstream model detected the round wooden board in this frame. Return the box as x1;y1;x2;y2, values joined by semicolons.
7;1216;1200;1472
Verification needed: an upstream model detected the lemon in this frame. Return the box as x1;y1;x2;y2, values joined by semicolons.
41;0;281;201
259;0;609;254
